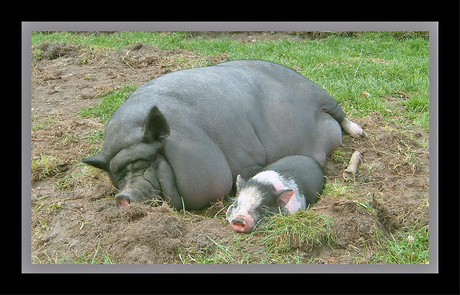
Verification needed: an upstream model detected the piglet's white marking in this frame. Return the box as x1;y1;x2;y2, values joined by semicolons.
253;170;305;214
227;185;260;221
252;170;287;191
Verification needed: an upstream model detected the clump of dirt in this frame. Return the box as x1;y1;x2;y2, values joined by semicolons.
330;200;377;248
34;42;82;60
111;204;188;264
31;41;429;264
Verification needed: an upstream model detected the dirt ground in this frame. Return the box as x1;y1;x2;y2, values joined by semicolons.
30;36;429;264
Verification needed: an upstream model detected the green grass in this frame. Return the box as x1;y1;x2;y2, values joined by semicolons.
260;210;335;253
36;244;117;264
383;226;429;264
31;151;63;181
322;178;356;198
369;225;430;264
181;235;241;264
78;84;138;123
33;31;429;130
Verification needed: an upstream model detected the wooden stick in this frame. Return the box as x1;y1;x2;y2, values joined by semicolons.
343;151;362;181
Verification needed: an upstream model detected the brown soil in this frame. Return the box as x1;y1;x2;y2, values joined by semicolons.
30;37;429;264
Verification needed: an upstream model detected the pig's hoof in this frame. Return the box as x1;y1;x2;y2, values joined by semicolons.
340;118;367;138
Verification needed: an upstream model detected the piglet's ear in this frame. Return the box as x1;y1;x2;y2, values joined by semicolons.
236;175;246;190
142;106;170;143
276;189;295;205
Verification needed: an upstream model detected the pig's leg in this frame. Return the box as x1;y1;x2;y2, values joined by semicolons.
164;139;233;210
155;155;183;209
314;113;343;166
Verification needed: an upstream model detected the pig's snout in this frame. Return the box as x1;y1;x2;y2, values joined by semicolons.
230;216;255;233
114;177;161;208
115;193;132;208
231;218;248;232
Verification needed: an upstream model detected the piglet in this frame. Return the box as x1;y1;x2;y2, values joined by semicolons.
226;155;325;233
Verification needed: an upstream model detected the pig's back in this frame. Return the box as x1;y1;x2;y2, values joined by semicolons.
263;155;325;204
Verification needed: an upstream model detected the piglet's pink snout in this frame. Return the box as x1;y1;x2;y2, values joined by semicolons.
230;215;255;233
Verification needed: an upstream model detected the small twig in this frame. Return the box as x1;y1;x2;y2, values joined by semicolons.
343;151;362;181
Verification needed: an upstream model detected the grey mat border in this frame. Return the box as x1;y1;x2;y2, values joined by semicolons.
22;21;438;273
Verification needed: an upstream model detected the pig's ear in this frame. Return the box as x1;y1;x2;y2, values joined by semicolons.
142;106;170;143
82;153;109;171
276;189;295;206
236;174;246;190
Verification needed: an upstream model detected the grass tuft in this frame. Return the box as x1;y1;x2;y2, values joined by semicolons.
79;84;137;123
383;226;429;264
260;210;334;253
31;152;63;181
322;178;356;198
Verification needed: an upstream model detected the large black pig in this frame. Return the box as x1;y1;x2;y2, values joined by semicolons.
82;60;366;209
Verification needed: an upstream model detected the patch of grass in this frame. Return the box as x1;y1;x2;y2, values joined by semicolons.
54;162;109;191
383;226;429;264
260;210;334;253
83;129;105;144
79;84;137;123
55;174;74;190
322;178;356;198
31;114;58;131
328;147;350;165
31;152;63;181
370;225;429;264
180;231;312;264
36;244;117;264
179;233;260;264
47;200;64;212
196;236;235;264
35;219;50;234
34;31;429;130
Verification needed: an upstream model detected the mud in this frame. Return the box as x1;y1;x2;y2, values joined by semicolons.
30;38;429;264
